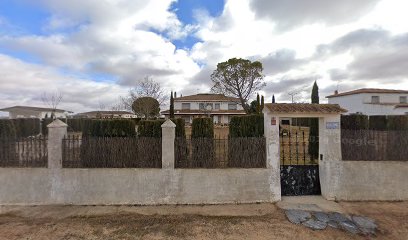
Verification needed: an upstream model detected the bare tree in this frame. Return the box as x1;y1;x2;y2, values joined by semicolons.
211;58;265;113
41;90;63;118
121;76;167;112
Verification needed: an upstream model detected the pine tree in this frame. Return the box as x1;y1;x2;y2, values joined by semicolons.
272;95;275;103
170;91;175;119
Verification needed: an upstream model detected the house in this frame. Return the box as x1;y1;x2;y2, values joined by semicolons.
74;110;137;119
326;88;408;115
162;93;246;124
0;106;70;119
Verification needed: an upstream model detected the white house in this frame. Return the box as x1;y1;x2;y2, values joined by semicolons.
327;88;408;115
162;93;246;124
0;106;70;119
74;111;137;119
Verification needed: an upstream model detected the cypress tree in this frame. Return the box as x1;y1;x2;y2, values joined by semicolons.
309;81;319;161
311;81;319;104
170;91;175;119
272;95;275;103
256;93;260;114
261;95;264;113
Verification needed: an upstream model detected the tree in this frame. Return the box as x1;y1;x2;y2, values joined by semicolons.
311;81;319;104
170;91;175;119
132;97;160;119
121;76;167;111
210;58;265;113
309;81;319;161
248;100;258;114
261;95;264;112
272;95;275;103
256;93;261;114
41;90;63;119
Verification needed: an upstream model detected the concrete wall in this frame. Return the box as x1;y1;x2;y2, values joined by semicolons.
0;119;279;205
0;168;275;205
332;161;408;201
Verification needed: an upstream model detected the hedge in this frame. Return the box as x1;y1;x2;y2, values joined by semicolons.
0;120;16;138
191;117;214;138
10;118;40;137
82;119;136;137
171;118;186;137
369;115;387;130
138;120;165;138
387;115;408;130
229;114;264;137
41;118;54;135
341;115;369;130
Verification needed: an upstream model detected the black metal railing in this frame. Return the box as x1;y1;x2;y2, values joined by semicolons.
0;136;47;167
280;130;317;165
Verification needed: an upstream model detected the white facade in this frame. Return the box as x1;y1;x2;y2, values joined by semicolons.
328;92;408;115
2;108;68;119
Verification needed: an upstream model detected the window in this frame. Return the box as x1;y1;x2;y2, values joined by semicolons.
228;103;237;110
281;120;290;125
215;103;220;110
181;103;190;110
400;96;407;104
371;96;380;104
199;103;205;110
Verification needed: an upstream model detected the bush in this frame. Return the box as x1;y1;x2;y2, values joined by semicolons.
369;115;387;130
138;120;165;138
387;115;408;130
341;115;369;130
191;117;214;138
229;114;263;137
10;118;40;137
82;119;136;137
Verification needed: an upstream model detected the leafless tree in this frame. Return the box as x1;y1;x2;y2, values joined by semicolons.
121;76;167;111
41;91;63;118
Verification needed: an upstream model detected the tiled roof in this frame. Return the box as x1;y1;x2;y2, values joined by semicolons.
174;93;240;102
0;105;67;113
162;109;246;115
265;103;347;114
326;88;408;98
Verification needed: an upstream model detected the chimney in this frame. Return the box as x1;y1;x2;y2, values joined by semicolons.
334;90;339;95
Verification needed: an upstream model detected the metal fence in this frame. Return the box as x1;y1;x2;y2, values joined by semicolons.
175;137;266;168
62;136;162;168
280;130;317;165
0;136;47;167
341;129;408;161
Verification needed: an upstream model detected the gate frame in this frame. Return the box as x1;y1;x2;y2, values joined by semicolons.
263;103;346;201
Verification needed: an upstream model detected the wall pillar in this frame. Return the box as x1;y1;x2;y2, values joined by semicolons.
319;115;342;200
161;119;176;169
47;119;68;169
263;111;281;201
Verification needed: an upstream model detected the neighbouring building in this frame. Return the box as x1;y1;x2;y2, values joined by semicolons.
74;110;137;119
327;88;408;115
162;93;246;124
0;106;70;119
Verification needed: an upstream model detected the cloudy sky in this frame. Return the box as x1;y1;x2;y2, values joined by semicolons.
0;0;407;114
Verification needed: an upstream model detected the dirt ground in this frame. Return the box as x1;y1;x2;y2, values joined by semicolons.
0;202;407;240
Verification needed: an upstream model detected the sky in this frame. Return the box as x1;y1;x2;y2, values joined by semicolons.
0;0;407;114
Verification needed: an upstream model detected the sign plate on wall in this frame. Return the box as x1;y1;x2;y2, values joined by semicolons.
326;122;340;129
271;117;276;125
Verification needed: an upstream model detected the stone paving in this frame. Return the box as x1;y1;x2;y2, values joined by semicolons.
284;209;377;235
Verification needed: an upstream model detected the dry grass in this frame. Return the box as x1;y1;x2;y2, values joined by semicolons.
1;202;407;239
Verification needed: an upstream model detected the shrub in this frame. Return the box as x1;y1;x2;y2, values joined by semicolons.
369;115;387;130
341;115;369;130
82;119;136;137
387;115;408;130
229;114;263;137
191;117;214;138
138;120;165;138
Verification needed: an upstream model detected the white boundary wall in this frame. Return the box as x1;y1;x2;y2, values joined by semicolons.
0;119;280;205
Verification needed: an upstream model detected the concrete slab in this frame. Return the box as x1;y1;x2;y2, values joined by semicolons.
276;196;346;213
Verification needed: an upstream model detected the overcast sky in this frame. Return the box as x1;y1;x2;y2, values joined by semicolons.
0;0;407;113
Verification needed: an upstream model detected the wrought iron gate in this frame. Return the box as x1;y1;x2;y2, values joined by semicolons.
280;126;321;196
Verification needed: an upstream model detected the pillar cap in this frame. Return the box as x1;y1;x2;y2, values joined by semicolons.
161;119;176;128
47;119;68;128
